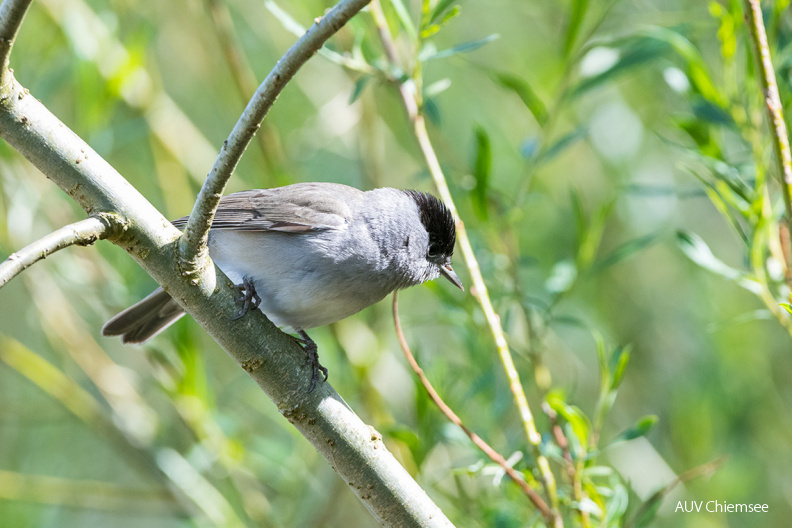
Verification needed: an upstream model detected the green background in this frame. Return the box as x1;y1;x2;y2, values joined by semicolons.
1;0;790;526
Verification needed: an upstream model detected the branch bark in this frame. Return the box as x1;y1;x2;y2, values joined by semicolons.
178;0;372;275
0;215;123;288
0;0;32;82
744;0;792;230
0;0;454;525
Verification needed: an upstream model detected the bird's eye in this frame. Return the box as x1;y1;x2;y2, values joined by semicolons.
427;242;439;259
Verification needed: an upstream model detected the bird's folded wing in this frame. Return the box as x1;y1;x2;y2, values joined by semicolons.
171;184;356;232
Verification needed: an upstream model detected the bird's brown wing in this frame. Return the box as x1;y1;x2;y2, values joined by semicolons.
171;183;358;232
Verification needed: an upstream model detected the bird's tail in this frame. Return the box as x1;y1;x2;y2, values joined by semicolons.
102;287;186;344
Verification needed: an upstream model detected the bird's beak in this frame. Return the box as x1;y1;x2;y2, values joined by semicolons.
439;263;464;291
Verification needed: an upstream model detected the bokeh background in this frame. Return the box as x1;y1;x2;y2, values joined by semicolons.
1;0;791;526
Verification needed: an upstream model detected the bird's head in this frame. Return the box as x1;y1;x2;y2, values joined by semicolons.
403;190;463;291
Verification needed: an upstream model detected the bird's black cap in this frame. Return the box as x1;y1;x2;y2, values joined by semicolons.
403;190;456;260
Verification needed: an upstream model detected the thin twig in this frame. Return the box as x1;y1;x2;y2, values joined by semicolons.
743;0;792;233
179;0;372;274
263;1;376;74
0;215;123;288
0;0;33;84
392;292;554;525
367;1;560;521
543;403;590;528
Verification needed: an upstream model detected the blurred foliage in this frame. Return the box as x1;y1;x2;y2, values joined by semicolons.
1;0;792;527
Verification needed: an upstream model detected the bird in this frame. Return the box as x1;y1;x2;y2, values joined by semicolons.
102;182;462;391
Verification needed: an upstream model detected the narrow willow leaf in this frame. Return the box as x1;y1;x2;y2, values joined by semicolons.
675;230;762;293
492;73;549;126
614;415;658;443
387;0;418;41
423;5;460;38
422;33;499;61
609;345;631;391
424;78;452;98
349;75;372;104
423;97;442;125
635;26;725;106
535;128;587;165
571;36;670;98
564;0;589;57
571;188;587;245
471;126;491;220
429;0;457;25
546;391;590;450
606;483;630;525
591;232;661;273
595;333;609;391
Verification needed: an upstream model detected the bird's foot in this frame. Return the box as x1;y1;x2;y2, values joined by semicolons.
297;330;328;393
232;276;261;321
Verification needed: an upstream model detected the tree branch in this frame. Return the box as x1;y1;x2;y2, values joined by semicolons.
392;292;554;524
0;0;32;83
744;0;792;230
0;215;124;288
368;1;561;523
0;2;454;525
178;0;372;275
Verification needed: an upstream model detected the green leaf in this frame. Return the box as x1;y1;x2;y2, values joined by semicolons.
429;0;457;25
421;33;499;61
591;232;661;273
546;390;590;451
387;0;418;42
423;97;441;125
609;345;631;391
575;196;613;271
424;78;451;98
422;5;460;38
349;75;372;104
534;127;587;164
606;483;630;525
691;99;735;127
595;333;609;391
780;303;792;316
492;72;548;126
574;497;601;515
614;414;658;443
635;26;725;106
564;0;589;57
675;230;762;293
471;126;491;220
571;37;670;98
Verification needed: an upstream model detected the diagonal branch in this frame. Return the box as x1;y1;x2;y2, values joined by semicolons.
392;292;554;525
0;214;125;289
0;0;32;83
178;0;373;275
0;1;454;525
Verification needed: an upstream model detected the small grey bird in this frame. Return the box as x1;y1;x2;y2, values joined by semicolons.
102;182;462;390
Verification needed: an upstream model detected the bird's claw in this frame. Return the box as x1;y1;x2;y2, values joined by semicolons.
297;330;328;393
232;277;261;321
